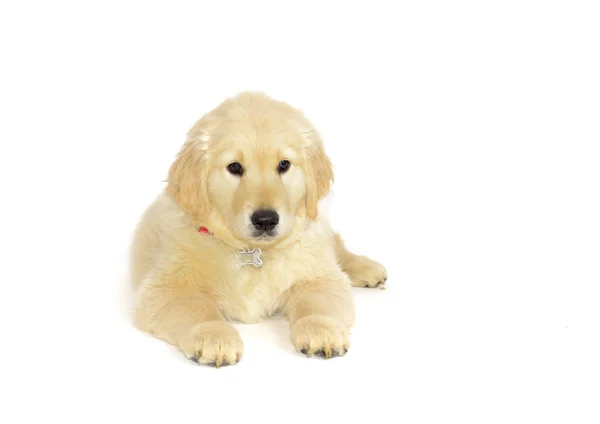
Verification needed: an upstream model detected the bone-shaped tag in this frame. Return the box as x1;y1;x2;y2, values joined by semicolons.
238;248;263;268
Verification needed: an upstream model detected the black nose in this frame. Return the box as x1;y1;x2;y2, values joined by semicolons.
251;209;279;232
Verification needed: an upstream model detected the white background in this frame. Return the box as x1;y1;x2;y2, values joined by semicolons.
1;1;599;423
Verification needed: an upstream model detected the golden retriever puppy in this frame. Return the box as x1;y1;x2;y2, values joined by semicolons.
131;92;387;366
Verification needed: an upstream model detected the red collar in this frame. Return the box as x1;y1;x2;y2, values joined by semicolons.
198;226;212;235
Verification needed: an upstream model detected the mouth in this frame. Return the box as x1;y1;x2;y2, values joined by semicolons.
251;229;278;240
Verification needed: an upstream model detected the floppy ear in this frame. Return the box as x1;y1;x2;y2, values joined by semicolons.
166;139;211;225
305;131;334;219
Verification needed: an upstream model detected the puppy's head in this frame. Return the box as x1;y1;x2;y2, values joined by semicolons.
167;92;333;246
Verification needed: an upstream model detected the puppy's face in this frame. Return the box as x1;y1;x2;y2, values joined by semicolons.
207;132;309;243
167;93;333;247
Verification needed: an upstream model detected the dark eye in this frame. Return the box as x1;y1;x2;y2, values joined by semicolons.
227;162;243;176
277;160;291;174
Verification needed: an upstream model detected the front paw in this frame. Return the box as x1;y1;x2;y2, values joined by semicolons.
345;256;388;288
179;321;243;367
291;315;349;359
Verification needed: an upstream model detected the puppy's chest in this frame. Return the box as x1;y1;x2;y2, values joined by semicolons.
220;247;319;322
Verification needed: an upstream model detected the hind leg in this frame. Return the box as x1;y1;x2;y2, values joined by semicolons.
334;233;388;288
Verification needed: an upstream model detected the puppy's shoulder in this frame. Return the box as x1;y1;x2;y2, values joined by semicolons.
275;216;336;269
136;190;220;258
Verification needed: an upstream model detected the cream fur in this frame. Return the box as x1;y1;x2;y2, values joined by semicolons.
131;92;387;366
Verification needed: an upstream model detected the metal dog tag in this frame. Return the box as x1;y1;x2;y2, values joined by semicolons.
238;248;263;268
